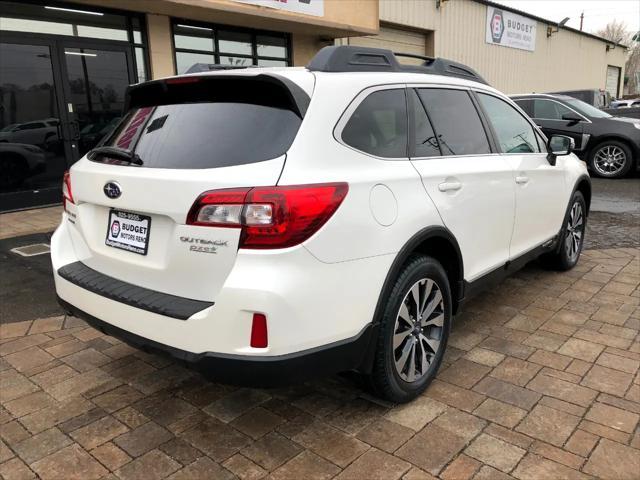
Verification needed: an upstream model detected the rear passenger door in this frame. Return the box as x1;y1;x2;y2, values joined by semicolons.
408;87;515;281
475;92;566;258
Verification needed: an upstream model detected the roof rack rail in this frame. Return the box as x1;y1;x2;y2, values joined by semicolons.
307;46;488;85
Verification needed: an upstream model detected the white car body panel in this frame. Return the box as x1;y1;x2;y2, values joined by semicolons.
505;153;567;258
411;154;515;281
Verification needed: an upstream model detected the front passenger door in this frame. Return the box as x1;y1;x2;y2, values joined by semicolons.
476;93;565;259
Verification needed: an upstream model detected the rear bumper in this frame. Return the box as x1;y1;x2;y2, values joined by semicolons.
52;216;392;356
58;296;375;386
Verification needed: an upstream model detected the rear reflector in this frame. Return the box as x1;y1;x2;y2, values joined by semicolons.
187;183;348;249
250;313;268;348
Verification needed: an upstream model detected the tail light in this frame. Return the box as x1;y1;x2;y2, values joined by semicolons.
62;171;74;211
187;183;348;249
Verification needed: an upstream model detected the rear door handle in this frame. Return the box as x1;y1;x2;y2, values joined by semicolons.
515;176;529;185
438;181;462;192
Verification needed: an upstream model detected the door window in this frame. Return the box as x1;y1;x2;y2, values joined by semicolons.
532;99;572;120
410;90;441;157
477;93;540;153
341;89;408;158
417;89;491;156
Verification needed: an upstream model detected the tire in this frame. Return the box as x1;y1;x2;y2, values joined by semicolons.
369;255;452;403
588;140;633;178
541;191;587;271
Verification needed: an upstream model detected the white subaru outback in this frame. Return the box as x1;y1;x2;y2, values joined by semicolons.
52;46;590;402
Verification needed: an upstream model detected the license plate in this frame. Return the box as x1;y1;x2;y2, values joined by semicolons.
105;209;151;255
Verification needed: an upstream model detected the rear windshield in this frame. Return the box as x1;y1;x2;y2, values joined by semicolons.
98;76;303;169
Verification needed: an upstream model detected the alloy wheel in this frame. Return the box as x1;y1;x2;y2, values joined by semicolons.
565;201;584;262
593;145;627;176
393;278;444;382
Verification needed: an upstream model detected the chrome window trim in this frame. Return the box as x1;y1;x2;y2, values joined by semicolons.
410;153;500;161
334;83;489;161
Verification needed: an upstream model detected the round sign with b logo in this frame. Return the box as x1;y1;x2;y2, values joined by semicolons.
111;220;121;238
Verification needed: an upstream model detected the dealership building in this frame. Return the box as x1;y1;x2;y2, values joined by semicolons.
0;0;627;211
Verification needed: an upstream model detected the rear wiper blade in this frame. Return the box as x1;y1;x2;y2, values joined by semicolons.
87;146;143;165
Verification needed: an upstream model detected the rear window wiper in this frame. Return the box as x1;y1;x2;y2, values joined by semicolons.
87;146;143;165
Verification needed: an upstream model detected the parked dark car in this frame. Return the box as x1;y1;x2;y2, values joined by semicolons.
551;89;611;109
511;94;640;178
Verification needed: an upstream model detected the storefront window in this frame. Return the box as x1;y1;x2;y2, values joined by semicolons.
257;35;287;58
219;31;252;55
0;1;148;83
172;21;290;74
176;52;215;75
175;34;214;51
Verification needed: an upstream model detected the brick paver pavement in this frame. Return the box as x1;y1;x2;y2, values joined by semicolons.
1;248;639;480
0;207;62;240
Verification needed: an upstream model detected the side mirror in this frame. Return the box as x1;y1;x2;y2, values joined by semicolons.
561;112;583;124
547;135;574;165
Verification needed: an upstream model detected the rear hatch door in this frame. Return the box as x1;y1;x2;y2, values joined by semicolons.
66;73;310;302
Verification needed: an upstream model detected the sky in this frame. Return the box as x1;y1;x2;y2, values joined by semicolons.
493;0;640;35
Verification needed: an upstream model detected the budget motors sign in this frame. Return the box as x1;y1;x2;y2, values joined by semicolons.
233;0;323;17
486;7;536;52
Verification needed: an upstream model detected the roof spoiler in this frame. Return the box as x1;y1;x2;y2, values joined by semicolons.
307;46;488;85
124;73;310;118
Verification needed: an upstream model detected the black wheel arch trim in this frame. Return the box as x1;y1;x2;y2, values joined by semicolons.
570;174;592;217
359;226;464;374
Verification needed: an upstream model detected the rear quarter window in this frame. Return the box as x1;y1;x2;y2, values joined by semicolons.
341;89;408;158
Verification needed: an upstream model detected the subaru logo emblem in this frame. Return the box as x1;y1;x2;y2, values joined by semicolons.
103;181;121;199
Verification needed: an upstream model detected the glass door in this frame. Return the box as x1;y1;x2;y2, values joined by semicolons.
0;34;135;212
58;42;133;160
0;38;71;211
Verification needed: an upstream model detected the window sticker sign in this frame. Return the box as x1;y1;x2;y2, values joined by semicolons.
233;0;323;17
486;7;536;52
